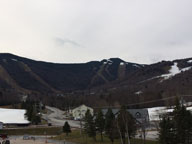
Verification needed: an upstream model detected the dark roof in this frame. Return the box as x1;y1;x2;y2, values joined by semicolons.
102;108;149;123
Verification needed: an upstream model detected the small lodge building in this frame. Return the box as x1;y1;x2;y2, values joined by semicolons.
0;122;3;130
101;108;149;124
0;108;30;128
72;104;94;120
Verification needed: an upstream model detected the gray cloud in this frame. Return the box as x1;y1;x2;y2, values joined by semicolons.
0;0;192;64
54;37;83;48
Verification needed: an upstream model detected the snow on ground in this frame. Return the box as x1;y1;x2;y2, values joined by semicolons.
103;59;113;65
160;62;192;81
107;59;113;63
133;64;141;68
148;106;192;121
0;108;29;124
161;62;180;79
188;60;192;63
140;62;192;83
135;91;143;95
145;131;158;140
148;106;178;121
120;62;125;65
11;59;18;62
161;62;183;80
135;130;158;140
148;107;167;121
181;66;192;71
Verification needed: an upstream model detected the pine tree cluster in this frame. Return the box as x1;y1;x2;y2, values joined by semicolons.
21;100;41;125
159;99;192;144
63;121;71;136
84;107;137;144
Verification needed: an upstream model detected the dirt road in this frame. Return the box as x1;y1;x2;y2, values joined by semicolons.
10;136;74;144
10;139;53;144
42;106;81;128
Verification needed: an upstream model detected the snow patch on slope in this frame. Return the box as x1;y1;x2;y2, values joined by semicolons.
133;64;141;68
120;62;125;66
11;59;18;62
107;59;113;63
160;62;192;81
135;91;143;95
161;62;180;80
148;106;192;121
139;62;192;83
188;60;192;63
103;59;113;65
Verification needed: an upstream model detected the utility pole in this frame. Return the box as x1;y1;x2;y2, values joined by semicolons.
79;111;82;135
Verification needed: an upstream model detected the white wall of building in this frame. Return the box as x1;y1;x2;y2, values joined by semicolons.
72;105;93;120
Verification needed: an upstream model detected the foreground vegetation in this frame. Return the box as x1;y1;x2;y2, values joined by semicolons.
0;127;62;135
54;130;157;144
159;99;192;144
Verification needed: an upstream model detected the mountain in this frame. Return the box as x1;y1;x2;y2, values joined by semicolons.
0;53;192;108
0;53;142;92
95;58;192;107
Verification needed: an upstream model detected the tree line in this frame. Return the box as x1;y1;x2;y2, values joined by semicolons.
83;106;137;144
21;100;44;125
63;100;192;144
159;99;192;144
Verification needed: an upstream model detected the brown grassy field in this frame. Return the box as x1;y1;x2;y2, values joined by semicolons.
10;139;54;144
53;130;158;144
0;127;62;135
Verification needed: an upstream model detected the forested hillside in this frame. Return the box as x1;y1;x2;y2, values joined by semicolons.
0;53;192;108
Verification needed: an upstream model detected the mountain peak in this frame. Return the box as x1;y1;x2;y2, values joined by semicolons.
0;53;16;57
109;58;125;63
101;58;125;64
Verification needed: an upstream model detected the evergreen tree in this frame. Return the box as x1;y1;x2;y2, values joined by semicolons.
24;100;41;125
63;121;71;136
95;109;105;142
25;103;33;121
117;106;136;144
159;98;192;144
159;115;175;144
33;114;41;125
84;110;96;141
105;108;118;144
172;99;192;144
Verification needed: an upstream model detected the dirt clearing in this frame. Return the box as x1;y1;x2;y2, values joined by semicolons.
10;139;54;144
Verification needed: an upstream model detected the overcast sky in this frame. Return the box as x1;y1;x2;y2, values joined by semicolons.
0;0;192;64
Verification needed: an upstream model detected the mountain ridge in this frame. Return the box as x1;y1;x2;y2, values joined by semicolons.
0;53;143;92
0;53;192;108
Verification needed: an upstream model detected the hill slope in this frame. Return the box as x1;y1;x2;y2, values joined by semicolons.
0;53;142;92
0;53;192;108
94;58;192;107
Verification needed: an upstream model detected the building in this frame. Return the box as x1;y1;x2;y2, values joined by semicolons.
72;105;93;120
147;106;192;121
0;122;3;129
102;108;149;124
0;108;30;127
128;109;149;123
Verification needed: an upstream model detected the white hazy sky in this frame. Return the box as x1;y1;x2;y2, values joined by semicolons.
0;0;192;64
